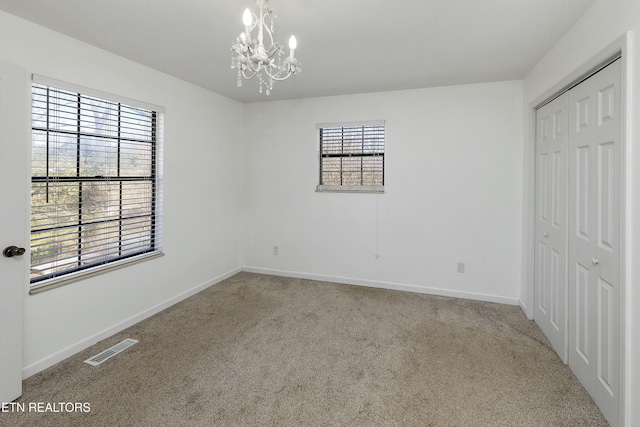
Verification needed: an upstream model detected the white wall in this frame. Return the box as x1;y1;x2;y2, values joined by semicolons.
243;82;524;304
0;11;244;374
521;0;640;424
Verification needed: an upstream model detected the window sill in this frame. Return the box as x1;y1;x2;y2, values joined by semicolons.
316;185;384;194
29;251;165;295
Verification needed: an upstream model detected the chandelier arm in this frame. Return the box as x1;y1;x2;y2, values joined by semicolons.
249;12;259;37
261;14;275;47
241;69;258;80
265;69;293;81
247;60;263;74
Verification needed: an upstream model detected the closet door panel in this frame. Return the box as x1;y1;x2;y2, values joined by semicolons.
568;76;596;389
568;59;621;427
591;60;621;425
534;93;568;362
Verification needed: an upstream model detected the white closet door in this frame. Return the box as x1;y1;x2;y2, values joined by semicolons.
568;58;621;427
534;93;568;362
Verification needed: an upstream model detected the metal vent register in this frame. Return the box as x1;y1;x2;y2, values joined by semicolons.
84;339;138;366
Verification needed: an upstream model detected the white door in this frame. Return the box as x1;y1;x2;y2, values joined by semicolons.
0;60;30;402
534;93;568;362
568;58;622;427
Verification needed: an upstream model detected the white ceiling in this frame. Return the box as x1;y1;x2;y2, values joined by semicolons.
0;0;596;103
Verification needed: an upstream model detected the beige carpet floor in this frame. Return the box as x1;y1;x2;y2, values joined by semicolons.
1;272;608;426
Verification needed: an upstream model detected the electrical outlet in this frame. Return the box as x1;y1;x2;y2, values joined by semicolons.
457;262;465;273
273;246;279;255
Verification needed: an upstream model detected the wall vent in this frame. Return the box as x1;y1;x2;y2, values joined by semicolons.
84;338;138;366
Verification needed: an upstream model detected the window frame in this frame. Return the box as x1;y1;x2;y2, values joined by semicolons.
316;120;385;194
29;75;164;294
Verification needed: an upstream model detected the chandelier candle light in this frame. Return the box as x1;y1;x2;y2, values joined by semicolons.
231;0;301;95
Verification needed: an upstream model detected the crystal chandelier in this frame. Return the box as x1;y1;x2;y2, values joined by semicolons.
231;0;301;95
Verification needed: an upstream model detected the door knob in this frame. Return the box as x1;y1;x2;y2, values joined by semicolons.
3;246;26;258
592;258;599;265
543;232;549;238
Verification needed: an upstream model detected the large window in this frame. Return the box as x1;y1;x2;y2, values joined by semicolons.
317;121;385;192
30;79;162;288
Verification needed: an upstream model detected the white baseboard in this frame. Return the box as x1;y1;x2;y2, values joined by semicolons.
519;299;533;319
22;266;241;379
242;266;520;306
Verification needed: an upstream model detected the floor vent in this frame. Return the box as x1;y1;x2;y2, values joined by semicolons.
84;338;138;366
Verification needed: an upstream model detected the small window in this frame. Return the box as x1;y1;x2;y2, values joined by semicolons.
30;80;162;288
317;121;385;193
